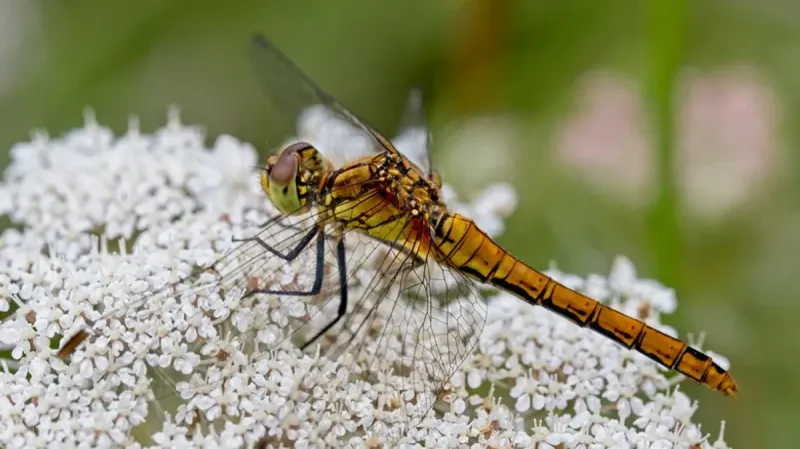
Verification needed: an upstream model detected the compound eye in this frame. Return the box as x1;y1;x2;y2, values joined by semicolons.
268;150;299;186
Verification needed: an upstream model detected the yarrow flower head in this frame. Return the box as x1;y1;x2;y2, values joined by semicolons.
0;108;733;449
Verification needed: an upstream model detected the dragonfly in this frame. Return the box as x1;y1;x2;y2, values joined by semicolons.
58;34;737;441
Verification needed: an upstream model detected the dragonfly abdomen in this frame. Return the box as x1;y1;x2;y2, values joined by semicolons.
543;283;737;395
434;212;737;397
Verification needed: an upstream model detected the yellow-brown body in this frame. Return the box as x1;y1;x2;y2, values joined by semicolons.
292;148;738;397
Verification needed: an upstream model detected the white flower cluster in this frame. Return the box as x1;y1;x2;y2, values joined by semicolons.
0;109;733;449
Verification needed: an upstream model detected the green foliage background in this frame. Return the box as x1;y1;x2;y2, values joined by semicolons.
1;1;796;447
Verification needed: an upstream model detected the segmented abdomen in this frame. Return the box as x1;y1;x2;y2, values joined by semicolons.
432;212;738;396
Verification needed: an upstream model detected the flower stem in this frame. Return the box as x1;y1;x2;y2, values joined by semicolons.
644;0;685;288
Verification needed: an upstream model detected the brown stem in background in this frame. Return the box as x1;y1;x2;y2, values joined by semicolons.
446;0;508;114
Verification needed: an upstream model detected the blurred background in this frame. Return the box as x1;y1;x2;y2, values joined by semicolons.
0;0;795;446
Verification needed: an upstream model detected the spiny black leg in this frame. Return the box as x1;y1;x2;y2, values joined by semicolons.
244;230;325;298
300;237;348;350
248;226;319;261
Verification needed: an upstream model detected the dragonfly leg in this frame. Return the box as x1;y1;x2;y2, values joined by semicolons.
245;230;326;298
299;237;348;350
242;232;349;351
250;226;319;261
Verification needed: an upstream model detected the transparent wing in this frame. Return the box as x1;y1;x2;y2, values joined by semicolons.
174;208;487;441
250;34;402;166
321;219;488;438
394;87;433;173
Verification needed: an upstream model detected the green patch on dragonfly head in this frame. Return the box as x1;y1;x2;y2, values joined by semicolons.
269;171;301;214
266;147;303;214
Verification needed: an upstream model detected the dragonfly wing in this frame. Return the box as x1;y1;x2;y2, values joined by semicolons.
316;216;488;439
187;210;486;441
198;185;399;349
172;211;341;354
249;34;401;166
393;87;433;174
65;183;486;442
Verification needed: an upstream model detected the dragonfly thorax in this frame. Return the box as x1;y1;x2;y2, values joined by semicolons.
371;151;443;220
260;141;332;215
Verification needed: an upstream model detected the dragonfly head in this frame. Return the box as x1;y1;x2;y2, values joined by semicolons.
261;141;330;214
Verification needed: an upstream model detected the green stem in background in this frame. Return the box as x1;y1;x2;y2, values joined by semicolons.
644;0;685;288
